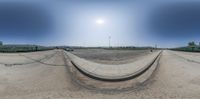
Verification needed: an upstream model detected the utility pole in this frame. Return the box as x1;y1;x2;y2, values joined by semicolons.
109;36;111;48
155;44;157;49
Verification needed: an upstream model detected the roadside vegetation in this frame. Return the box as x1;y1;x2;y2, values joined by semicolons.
171;41;200;52
105;46;157;50
72;46;157;50
0;44;54;53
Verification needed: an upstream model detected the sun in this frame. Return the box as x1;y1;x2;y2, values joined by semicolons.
96;19;104;25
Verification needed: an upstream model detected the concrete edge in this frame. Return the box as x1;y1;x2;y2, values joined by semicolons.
65;50;162;82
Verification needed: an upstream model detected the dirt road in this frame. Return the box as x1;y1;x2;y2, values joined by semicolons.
0;50;200;99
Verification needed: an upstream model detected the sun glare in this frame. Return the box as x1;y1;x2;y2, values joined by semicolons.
96;19;104;24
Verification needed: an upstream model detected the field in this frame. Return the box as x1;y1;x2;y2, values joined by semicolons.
72;49;153;64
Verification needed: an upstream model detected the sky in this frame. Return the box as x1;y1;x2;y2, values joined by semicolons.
0;0;200;48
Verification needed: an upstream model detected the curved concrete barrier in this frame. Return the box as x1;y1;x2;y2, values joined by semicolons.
65;50;162;82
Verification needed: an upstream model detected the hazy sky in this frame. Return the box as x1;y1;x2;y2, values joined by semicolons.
0;0;200;48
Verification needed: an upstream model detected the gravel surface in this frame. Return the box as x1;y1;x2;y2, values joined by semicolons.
0;50;200;99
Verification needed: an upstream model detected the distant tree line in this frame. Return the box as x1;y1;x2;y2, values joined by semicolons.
71;46;158;50
0;43;54;53
171;41;200;52
0;41;3;46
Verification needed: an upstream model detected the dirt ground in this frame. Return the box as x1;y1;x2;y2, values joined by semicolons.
72;49;152;64
0;49;200;99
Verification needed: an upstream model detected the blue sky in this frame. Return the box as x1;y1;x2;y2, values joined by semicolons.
0;0;200;48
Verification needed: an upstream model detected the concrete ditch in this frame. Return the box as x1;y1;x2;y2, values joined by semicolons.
65;50;162;82
64;50;162;91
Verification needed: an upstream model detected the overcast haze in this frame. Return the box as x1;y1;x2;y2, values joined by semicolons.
0;0;200;48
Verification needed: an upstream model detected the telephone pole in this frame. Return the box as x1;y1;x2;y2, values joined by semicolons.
109;36;111;48
155;44;157;49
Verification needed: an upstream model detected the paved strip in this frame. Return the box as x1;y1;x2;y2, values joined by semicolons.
0;50;57;66
65;50;161;81
169;50;200;64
